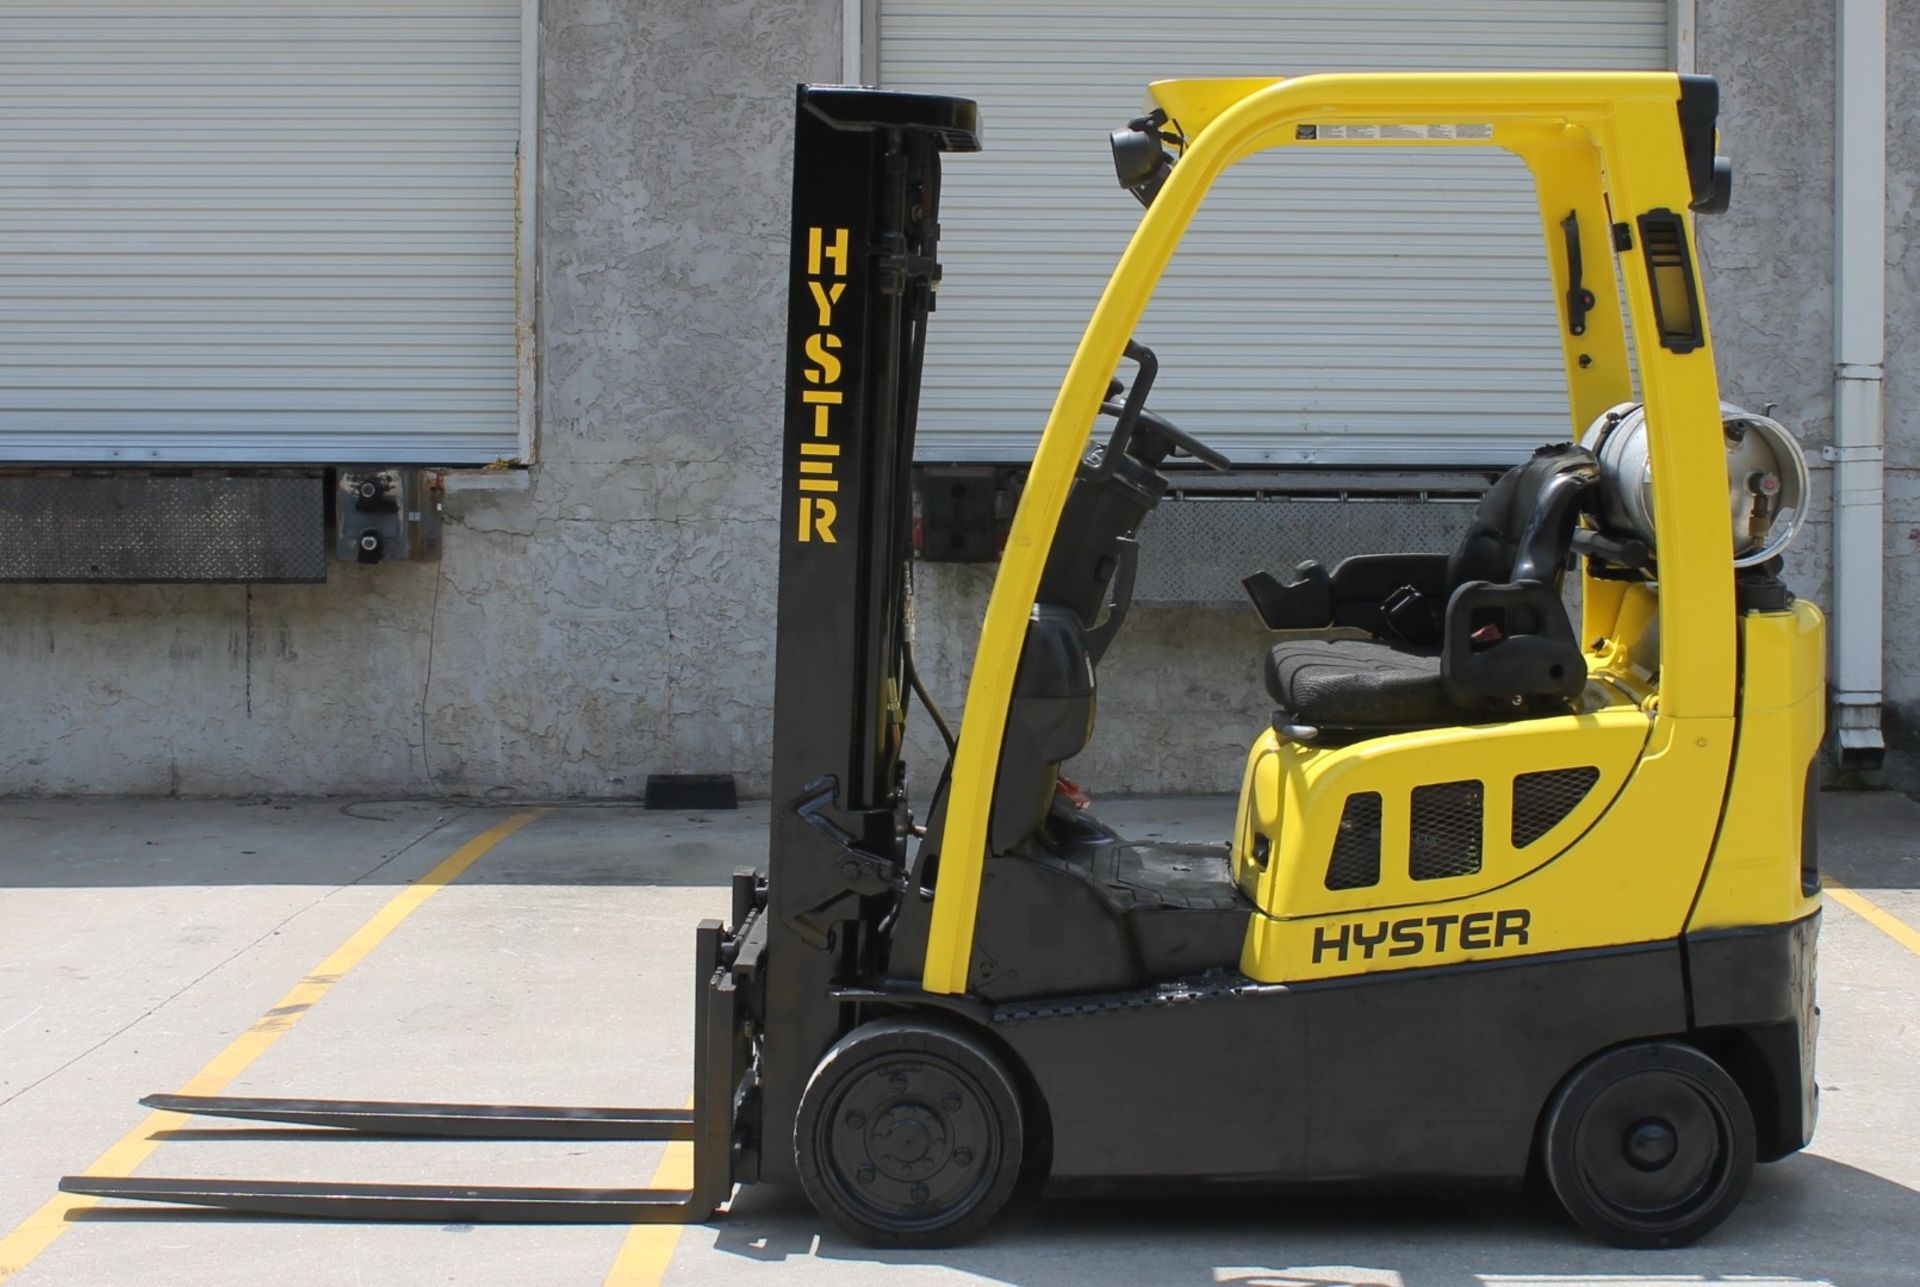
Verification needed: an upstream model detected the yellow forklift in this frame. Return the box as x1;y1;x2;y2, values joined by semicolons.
68;72;1822;1251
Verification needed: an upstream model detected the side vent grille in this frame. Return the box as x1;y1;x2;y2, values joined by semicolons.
1325;792;1383;890
1410;780;1484;880
1512;766;1602;848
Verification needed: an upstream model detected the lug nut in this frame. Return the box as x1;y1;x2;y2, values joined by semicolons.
910;1183;929;1204
942;1094;962;1112
954;1147;973;1167
856;1165;875;1185
888;1073;908;1092
845;1110;865;1129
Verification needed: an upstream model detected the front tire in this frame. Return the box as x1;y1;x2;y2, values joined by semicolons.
795;1016;1025;1247
1541;1041;1756;1248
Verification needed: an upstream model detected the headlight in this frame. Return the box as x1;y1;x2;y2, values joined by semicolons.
1110;110;1176;207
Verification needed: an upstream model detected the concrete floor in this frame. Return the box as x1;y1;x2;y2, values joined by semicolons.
1;793;1917;1286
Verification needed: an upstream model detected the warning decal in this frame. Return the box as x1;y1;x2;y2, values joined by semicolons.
1295;123;1494;141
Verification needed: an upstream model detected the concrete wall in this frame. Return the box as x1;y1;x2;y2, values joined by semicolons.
1696;0;1834;621
904;564;1269;797
2;0;1914;797
1698;0;1920;783
1875;0;1920;779
0;0;840;797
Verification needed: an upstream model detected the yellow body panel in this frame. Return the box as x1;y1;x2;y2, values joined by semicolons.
922;72;1770;994
1231;704;1653;917
1234;694;1746;982
1689;601;1827;932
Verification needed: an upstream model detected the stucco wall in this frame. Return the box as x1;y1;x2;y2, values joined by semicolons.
2;0;1912;797
1699;0;1920;782
1875;0;1920;777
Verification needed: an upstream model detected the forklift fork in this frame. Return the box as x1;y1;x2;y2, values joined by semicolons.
130;1094;697;1140
61;911;761;1224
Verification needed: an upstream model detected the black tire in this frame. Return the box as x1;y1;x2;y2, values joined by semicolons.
1541;1040;1757;1248
795;1016;1025;1248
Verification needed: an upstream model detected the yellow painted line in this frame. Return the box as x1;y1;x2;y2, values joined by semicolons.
1825;876;1920;957
0;809;544;1282
602;1101;695;1287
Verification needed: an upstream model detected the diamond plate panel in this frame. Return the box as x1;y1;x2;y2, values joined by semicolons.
0;473;326;582
1134;493;1481;604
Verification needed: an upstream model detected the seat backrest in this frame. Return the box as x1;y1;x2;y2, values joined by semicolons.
1447;443;1600;592
989;605;1097;852
1435;443;1600;709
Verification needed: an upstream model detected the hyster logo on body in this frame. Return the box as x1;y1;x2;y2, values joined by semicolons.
796;225;849;544
1311;908;1532;965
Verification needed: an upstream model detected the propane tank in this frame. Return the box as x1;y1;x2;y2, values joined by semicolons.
1581;401;1810;568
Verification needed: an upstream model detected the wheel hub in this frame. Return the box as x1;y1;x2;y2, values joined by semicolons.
1623;1118;1679;1171
869;1103;949;1181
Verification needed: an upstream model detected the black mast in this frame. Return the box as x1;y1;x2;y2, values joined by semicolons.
758;84;980;1186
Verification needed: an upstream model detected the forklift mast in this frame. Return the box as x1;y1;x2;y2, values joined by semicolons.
761;86;981;1185
57;86;984;1222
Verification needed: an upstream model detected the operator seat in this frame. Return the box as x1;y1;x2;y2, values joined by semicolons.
1245;443;1599;742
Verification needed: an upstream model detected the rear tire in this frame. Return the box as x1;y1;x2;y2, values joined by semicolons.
794;1016;1025;1248
1541;1041;1756;1248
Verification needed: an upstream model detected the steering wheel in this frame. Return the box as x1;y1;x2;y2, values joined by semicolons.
1099;379;1232;472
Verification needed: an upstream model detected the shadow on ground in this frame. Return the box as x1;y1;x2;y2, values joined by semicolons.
1817;789;1920;891
60;1153;1910;1284
709;1152;1914;1286
0;798;758;887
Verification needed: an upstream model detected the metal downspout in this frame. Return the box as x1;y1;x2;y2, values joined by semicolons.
1829;0;1889;767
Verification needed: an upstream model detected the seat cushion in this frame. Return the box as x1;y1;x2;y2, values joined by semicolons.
1264;638;1457;733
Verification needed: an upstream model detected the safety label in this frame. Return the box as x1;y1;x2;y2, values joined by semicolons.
1295;123;1494;141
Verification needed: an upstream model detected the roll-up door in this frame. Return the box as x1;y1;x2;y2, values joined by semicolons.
0;1;526;464
882;1;1671;466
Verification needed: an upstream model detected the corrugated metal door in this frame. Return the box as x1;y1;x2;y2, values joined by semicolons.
0;2;525;464
882;1;1670;466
